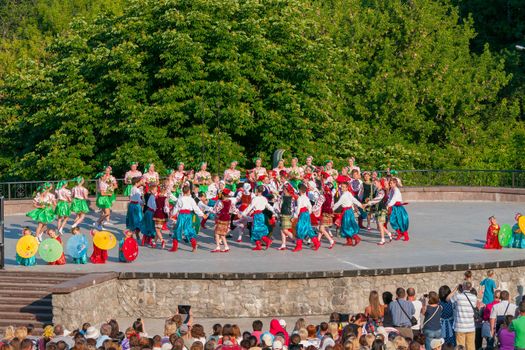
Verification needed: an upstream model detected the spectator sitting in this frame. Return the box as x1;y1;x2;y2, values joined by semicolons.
52;325;74;349
96;324;112;348
252;321;263;344
498;315;515;350
208;325;222;343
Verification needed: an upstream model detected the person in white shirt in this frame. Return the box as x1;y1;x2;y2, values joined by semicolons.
407;288;423;336
242;185;275;251
292;184;320;252
125;177;144;241
142;184;158;248
388;177;410;241
333;182;363;246
490;290;517;337
447;282;478;350
170;186;208;252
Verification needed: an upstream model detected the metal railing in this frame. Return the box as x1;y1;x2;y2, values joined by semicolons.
0;170;524;200
380;170;525;188
0;197;4;269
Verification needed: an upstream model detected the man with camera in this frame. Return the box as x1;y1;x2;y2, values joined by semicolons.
389;287;416;339
446;281;479;350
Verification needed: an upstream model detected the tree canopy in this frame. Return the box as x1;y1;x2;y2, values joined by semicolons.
0;0;524;180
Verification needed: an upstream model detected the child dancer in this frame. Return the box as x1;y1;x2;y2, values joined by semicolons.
71;177;89;229
55;180;72;235
211;188;234;253
144;163;160;187
47;229;66;265
242;185;275;251
359;171;374;230
292;184;320;252
333;182;364;246
153;185;169;249
95;166;117;230
365;179;393;245
89;229;108;264
224;161;241;192
511;213;525;249
119;230;136;262
142;184;158;247
16;227;37;266
126;177;144;241
70;227;88;264
484;216;502;249
170;186;208;252
123;162;142;196
195;162;212;193
387;177;410;241
318;184;335;249
26;182;56;242
277;184;295;250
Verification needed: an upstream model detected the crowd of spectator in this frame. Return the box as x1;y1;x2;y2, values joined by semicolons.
2;271;525;350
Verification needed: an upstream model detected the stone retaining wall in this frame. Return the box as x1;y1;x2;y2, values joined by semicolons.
52;273;120;329
52;263;525;329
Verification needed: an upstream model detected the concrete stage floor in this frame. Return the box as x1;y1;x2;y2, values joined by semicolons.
3;201;524;273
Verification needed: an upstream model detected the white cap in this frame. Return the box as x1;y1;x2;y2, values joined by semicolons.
272;341;283;350
85;326;100;339
279;319;286;328
430;338;444;349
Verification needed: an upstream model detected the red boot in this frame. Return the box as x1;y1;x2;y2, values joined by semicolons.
200;217;208;229
353;235;361;246
402;231;410;241
190;238;197;252
345;237;353;246
141;235;146;246
252;240;263;251
262;236;272;250
169;239;179;252
395;229;402;240
148;237;155;248
292;239;303;252
312;237;321;251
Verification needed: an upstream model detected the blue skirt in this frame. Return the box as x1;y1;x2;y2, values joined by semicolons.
119;238;127;262
172;213;197;242
390;205;409;232
296;211;316;240
142;210;156;238
16;254;36;266
251;213;269;242
340;209;359;238
72;255;88;264
126;202;143;231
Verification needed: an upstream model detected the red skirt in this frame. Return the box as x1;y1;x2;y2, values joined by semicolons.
90;244;108;264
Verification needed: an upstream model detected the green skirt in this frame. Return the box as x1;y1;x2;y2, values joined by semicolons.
55;201;71;217
123;184;133;197
198;185;209;193
71;198;89;214
225;183;237;192
26;206;55;224
96;194;113;209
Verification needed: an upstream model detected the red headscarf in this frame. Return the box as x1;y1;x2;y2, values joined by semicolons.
269;319;289;345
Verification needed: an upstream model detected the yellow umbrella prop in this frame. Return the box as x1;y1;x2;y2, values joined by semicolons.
16;235;39;258
93;230;117;250
519;216;525;235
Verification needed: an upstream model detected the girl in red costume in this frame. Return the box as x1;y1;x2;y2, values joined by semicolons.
211;188;234;253
484;216;502;249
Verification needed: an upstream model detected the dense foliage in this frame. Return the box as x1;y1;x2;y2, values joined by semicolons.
0;0;524;180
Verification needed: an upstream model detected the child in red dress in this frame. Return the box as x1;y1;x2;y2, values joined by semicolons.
47;229;66;265
90;229;108;263
484;216;502;249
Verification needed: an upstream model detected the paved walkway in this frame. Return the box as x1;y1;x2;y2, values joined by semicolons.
3;201;523;273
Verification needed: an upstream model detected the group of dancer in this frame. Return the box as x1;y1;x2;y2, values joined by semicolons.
24;157;410;258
